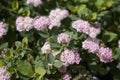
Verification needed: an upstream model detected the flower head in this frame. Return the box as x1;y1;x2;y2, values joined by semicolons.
62;73;72;80
72;20;101;38
16;16;33;32
49;8;69;29
97;47;112;63
0;22;7;38
41;42;51;54
27;0;42;7
82;37;99;53
72;19;91;34
57;33;71;43
89;27;101;38
0;66;11;80
60;49;81;66
33;16;50;30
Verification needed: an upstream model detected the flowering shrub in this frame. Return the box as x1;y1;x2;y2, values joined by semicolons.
0;0;120;80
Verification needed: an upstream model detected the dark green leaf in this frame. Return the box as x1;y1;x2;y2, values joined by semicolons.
17;60;34;77
0;42;8;50
53;60;63;68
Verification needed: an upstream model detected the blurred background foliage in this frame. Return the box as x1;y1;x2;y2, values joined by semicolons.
0;0;120;80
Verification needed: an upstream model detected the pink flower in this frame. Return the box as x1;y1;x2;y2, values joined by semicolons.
82;37;99;53
0;66;11;80
60;49;81;65
72;20;101;38
89;27;101;38
41;42;51;54
89;22;101;38
16;16;33;32
27;0;42;7
33;16;50;30
62;73;72;80
49;8;69;29
57;33;71;43
97;47;112;63
72;19;91;34
0;22;7;38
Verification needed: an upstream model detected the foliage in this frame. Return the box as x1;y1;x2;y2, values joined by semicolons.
0;0;120;80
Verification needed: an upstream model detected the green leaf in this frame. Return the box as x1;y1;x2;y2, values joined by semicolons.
35;60;44;68
22;10;31;16
89;62;97;75
95;0;104;9
66;31;78;40
0;60;4;67
18;8;24;14
15;41;22;49
113;74;120;80
53;60;63;68
0;42;8;50
98;11;109;17
91;12;97;21
69;14;79;20
67;5;77;13
113;48;120;59
106;0;114;8
47;54;55;63
12;0;19;11
35;67;46;79
38;32;49;38
73;73;82;80
102;31;117;42
17;60;34;77
77;4;91;19
77;4;86;16
78;0;89;3
51;43;61;48
22;37;28;47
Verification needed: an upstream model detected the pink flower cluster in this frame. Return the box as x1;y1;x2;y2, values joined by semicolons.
27;0;42;7
16;16;33;32
0;22;7;38
57;33;71;43
16;8;69;31
16;16;51;31
49;8;69;29
0;66;11;80
97;47;112;63
62;73;72;80
82;37;99;53
33;16;50;30
72;19;101;38
41;42;51;54
60;49;81;66
72;19;90;34
89;27;101;38
82;37;112;63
